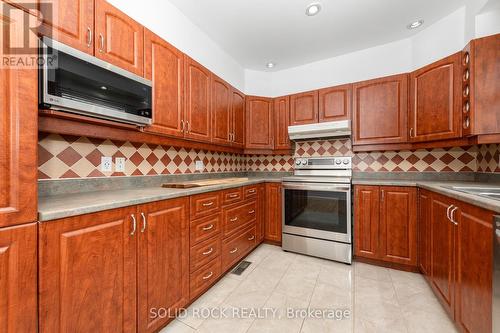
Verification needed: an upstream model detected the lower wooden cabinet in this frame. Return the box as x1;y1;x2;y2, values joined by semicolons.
354;185;417;267
264;183;282;243
0;223;37;333
257;184;266;242
418;190;432;276
39;198;190;333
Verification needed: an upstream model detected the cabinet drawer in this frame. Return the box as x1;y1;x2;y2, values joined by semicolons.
222;225;256;270
223;201;257;237
222;188;243;205
190;192;221;219
190;213;221;245
190;257;221;300
243;185;258;199
190;236;221;273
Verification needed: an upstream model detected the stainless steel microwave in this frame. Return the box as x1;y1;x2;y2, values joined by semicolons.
39;37;153;126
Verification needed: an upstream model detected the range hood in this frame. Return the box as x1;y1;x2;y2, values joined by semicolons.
288;120;351;140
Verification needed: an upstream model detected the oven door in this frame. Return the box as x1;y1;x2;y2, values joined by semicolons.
282;182;351;243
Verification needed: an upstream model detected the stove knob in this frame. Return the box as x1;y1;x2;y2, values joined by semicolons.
301;159;308;165
343;159;349;165
295;160;301;166
335;160;342;165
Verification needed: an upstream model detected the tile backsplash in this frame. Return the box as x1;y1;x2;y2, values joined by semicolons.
38;134;499;180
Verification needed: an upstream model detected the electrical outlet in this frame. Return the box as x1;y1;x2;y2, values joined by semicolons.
195;160;204;171
101;156;112;172
115;157;126;172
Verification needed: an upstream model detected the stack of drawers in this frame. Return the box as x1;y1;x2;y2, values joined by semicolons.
188;185;260;300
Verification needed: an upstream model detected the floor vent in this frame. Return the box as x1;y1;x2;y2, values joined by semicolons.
231;261;252;275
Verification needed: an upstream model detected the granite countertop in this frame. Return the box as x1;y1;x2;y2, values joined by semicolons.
38;177;281;222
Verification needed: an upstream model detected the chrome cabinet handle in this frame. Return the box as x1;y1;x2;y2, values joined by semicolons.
248;189;256;194
248;210;255;214
202;201;214;207
230;247;238;254
229;194;238;198
140;212;147;233
202;271;213;280
230;217;238;222
130;214;137;236
181;120;185;132
450;206;458;225
202;247;214;255
86;27;92;47
410;128;414;138
446;205;452;221
248;235;255;241
202;224;214;231
186;121;191;133
99;33;104;53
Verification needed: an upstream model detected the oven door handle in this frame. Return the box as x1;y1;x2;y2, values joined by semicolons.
282;183;351;192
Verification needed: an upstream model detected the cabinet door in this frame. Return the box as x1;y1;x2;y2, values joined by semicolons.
137;198;189;333
318;84;352;122
39;207;138;333
430;194;455;317
290;90;318;125
274;96;291;150
246;97;274;149
257;184;266;242
264;183;282;242
409;53;461;142
144;30;184;137
455;203;493;333
0;4;38;228
418;190;432;276
38;0;94;54
353;74;408;145
379;187;417;266
354;185;380;259
184;56;211;142
211;75;231;145
94;0;144;76
231;89;245;148
0;223;37;333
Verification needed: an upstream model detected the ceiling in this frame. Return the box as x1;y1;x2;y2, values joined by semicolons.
167;0;466;71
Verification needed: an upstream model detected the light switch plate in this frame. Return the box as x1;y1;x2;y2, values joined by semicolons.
115;157;126;172
101;157;112;172
195;160;204;171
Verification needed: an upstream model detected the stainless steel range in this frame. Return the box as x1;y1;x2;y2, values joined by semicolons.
282;157;352;264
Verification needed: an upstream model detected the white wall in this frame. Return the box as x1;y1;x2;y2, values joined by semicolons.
108;0;246;91
475;0;500;38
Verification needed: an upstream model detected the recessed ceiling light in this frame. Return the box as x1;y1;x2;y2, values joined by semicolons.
306;3;322;16
266;62;275;68
407;19;424;29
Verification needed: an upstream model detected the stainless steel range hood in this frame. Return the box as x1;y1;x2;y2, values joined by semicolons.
288;120;351;140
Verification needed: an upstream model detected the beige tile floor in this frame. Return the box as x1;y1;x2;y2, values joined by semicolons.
161;244;457;333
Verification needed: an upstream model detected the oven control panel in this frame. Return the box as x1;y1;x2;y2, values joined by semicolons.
294;157;352;169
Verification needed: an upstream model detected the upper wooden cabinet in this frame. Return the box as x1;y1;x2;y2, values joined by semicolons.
0;223;38;333
246;96;274;149
353;74;408;145
37;0;95;54
211;75;232;145
231;89;245;148
290;90;318;125
409;53;462;142
184;56;212;142
318;84;352;122
274;96;291;150
0;4;38;228
94;0;144;76
144;30;184;138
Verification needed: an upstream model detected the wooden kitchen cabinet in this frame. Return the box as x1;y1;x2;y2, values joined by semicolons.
0;223;37;333
245;96;274;150
264;183;282;243
353;74;408;145
94;0;144;76
144;29;184;137
39;206;138;333
137;198;189;333
231;89;245;147
0;3;38;228
418;189;431;276
354;185;380;259
184;56;212;142
257;184;266;242
290;90;319;125
274;96;291;150
409;53;462;142
318;84;352;122
211;75;232;145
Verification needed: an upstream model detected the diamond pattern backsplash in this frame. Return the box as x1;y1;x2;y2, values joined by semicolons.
38;134;498;179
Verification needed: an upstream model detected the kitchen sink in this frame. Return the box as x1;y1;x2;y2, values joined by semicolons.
444;186;500;201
